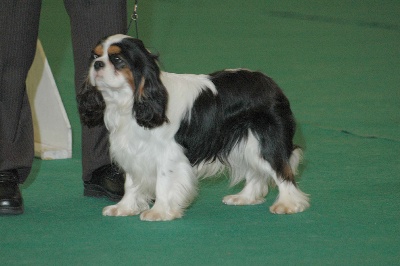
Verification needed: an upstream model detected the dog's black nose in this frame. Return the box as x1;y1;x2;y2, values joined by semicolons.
94;61;105;70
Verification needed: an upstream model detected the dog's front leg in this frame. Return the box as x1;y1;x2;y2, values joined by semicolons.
140;160;198;221
103;173;150;216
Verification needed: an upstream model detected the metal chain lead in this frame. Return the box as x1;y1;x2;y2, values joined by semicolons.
127;0;139;38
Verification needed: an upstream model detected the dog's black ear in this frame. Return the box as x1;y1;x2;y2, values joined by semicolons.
133;74;169;129
120;39;168;129
76;79;105;128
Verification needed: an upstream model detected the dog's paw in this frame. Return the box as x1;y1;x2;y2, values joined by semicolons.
269;202;307;214
269;182;310;214
139;209;183;221
102;204;141;216
269;195;310;214
222;194;265;205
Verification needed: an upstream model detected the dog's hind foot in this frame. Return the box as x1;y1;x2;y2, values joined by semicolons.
269;182;309;214
222;194;265;205
102;204;145;216
140;208;183;221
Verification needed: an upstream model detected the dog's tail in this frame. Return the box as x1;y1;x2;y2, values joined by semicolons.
289;146;303;176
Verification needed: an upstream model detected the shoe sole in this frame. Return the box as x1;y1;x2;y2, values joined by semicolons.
83;184;122;202
0;207;23;215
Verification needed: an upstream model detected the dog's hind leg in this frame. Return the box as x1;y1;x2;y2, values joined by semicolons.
269;148;310;214
223;134;269;206
223;169;268;205
269;179;309;214
222;133;309;213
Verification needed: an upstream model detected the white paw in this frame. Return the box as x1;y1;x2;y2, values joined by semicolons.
269;194;310;214
102;204;142;216
222;194;265;205
269;201;308;214
139;209;183;221
269;181;310;214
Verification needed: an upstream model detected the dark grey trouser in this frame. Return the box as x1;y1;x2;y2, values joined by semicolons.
0;0;127;183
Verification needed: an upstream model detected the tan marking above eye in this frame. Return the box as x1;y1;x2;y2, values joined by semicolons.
94;45;103;57
108;45;122;55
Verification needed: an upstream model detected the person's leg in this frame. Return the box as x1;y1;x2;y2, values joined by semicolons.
0;0;42;214
64;0;127;200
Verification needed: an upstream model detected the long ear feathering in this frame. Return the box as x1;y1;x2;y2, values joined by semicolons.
133;69;169;129
120;38;169;129
76;79;106;128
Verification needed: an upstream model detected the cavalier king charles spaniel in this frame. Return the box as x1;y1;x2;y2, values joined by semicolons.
77;34;309;221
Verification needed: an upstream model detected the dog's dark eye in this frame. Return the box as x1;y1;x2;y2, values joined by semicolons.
91;52;100;60
109;55;126;69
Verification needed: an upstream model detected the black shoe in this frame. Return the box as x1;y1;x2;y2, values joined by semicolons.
0;170;23;215
84;164;125;202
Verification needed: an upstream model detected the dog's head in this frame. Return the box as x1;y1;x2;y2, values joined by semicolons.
77;34;168;129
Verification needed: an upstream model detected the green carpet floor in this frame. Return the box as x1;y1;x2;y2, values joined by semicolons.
1;1;399;265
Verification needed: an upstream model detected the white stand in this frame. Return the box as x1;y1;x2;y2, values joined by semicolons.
26;40;72;160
